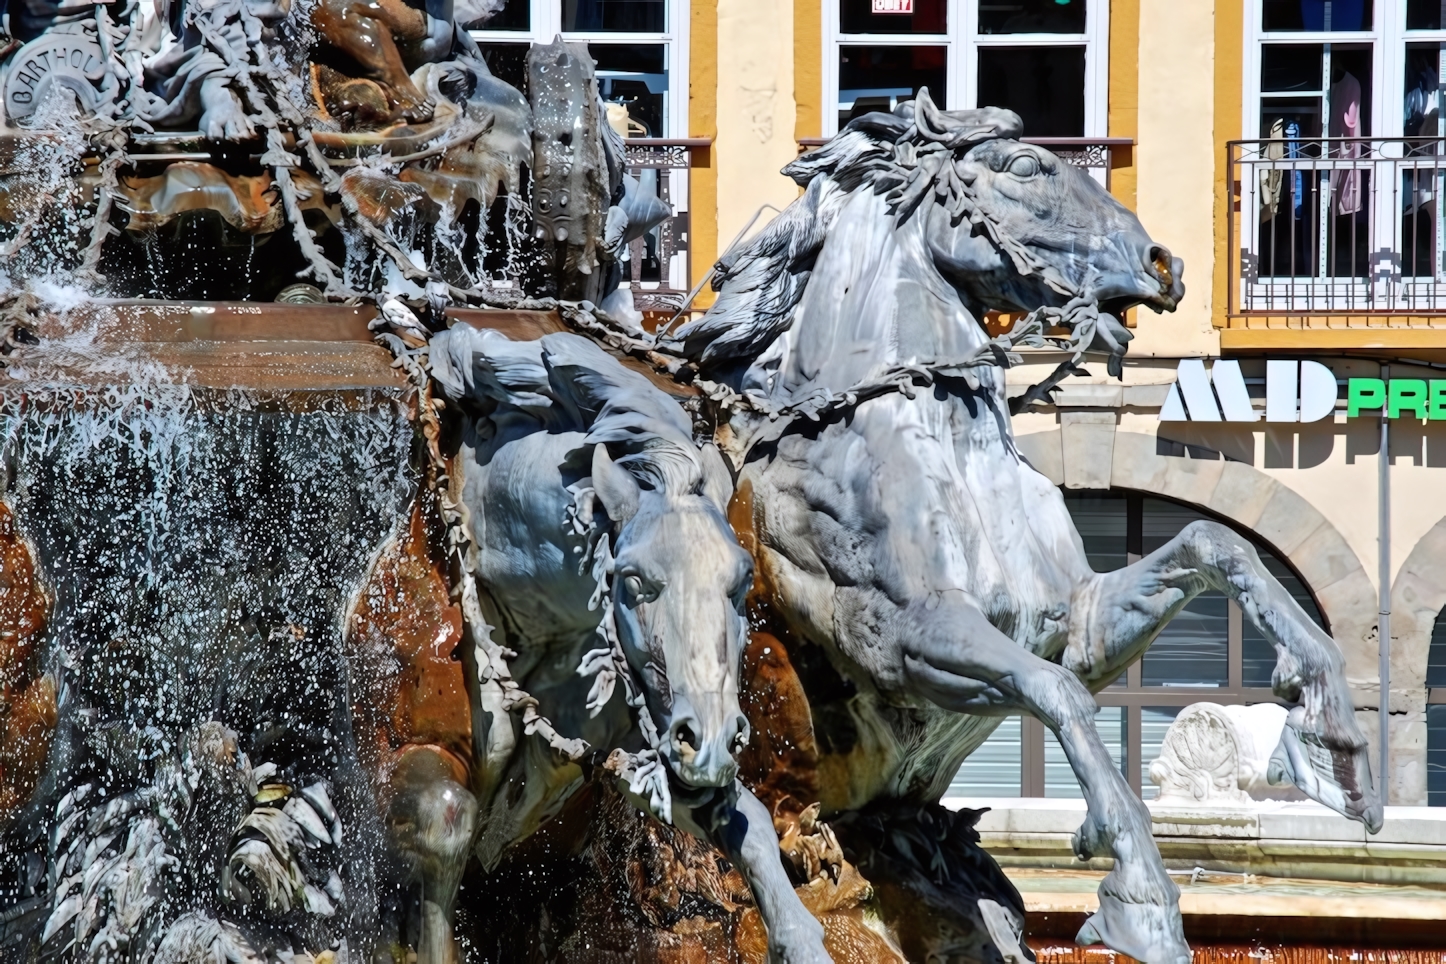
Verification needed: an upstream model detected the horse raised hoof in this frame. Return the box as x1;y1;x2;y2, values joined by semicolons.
1076;894;1190;964
1270;714;1383;833
199;78;256;142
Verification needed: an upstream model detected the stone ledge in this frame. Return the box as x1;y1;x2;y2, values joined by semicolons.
943;797;1446;885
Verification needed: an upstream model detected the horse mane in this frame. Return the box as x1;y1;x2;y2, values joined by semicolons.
663;91;1023;368
429;326;702;495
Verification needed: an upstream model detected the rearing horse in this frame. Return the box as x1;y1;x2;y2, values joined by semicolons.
665;92;1381;964
426;329;832;964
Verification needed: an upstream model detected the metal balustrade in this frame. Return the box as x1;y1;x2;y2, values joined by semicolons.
1229;137;1446;318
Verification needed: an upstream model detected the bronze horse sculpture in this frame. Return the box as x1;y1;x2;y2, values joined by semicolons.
664;92;1381;964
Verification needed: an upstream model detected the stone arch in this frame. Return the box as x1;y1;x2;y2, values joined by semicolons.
1392;520;1446;714
1015;427;1379;701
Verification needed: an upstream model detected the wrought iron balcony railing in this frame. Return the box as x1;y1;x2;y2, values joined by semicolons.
797;136;1133;189
620;138;709;313
1229;137;1446;319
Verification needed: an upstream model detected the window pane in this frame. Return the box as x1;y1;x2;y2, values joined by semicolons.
1243;551;1326;687
478;42;531;93
950;715;1021;797
1428;608;1446;688
1141;499;1228;686
1407;0;1441;29
1328;45;1373;136
838;45;946;129
840;0;947;34
1262;45;1324;92
1045;706;1125;797
1430;704;1446;805
591;44;667;137
563;0;665;32
470;0;528;29
1263;0;1371;31
976;46;1085;137
1141;706;1183;800
1061;491;1127;572
979;0;1086;34
1405;44;1441;139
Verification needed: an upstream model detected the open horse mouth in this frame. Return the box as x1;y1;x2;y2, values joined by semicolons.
1098;243;1185;317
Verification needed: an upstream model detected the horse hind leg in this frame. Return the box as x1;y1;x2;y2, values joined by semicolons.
1065;519;1382;832
389;746;478;964
900;600;1189;964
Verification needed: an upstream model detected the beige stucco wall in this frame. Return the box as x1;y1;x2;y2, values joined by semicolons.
1132;0;1221;358
714;0;800;254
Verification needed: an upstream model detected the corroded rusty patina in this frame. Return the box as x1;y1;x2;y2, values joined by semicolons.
0;502;52;822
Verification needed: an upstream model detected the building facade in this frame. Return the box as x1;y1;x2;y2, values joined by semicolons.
474;0;1446;807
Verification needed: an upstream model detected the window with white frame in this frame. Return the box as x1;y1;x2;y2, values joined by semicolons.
1238;1;1446;308
823;0;1109;138
467;1;689;139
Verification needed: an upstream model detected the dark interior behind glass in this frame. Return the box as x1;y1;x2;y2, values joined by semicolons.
838;45;947;128
1263;0;1372;31
563;0;665;32
979;0;1087;34
977;45;1085;137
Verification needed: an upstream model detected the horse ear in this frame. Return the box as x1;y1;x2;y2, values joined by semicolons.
592;443;640;525
698;443;734;513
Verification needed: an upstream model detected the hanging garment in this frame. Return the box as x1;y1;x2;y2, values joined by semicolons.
1330;70;1363;216
1405;68;1439;137
1287;121;1304;219
1261;117;1286;222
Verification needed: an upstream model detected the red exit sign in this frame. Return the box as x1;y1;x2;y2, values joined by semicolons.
872;0;914;11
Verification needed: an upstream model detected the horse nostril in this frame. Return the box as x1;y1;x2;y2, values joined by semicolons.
1147;245;1175;289
731;714;751;754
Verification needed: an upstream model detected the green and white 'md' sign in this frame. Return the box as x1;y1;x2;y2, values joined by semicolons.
1160;360;1446;422
1346;378;1446;419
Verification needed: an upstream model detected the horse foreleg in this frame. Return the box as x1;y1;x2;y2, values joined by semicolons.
390;746;478;964
677;784;831;964
901;600;1188;964
1066;519;1381;831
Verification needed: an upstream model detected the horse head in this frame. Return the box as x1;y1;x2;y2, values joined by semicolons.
667;89;1184;381
534;335;753;794
894;91;1183;331
588;437;753;792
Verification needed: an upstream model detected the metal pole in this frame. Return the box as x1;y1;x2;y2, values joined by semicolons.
1379;363;1391;805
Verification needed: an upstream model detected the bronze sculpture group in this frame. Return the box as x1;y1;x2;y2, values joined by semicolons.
0;1;1382;960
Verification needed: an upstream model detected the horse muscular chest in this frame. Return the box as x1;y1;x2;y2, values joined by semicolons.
756;392;1080;696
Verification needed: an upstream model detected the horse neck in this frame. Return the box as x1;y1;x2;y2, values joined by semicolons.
773;191;993;402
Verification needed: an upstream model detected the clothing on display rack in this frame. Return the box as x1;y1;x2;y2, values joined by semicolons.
1262;117;1286;221
1330;70;1363;216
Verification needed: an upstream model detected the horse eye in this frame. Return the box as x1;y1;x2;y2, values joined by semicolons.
624;574;644;597
1008;154;1039;177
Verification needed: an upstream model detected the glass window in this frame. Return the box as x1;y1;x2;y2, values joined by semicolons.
591;44;667;136
840;0;947;35
562;0;664;32
976;46;1086;136
838;45;947;128
979;0;1087;34
1404;43;1442;138
827;0;1104;136
1429;704;1446;805
1428;607;1446;688
474;0;530;29
1140;706;1183;800
1262;44;1325;92
1064;491;1127;572
951;715;1022;796
1045;706;1125;797
1263;0;1372;32
1408;0;1446;30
